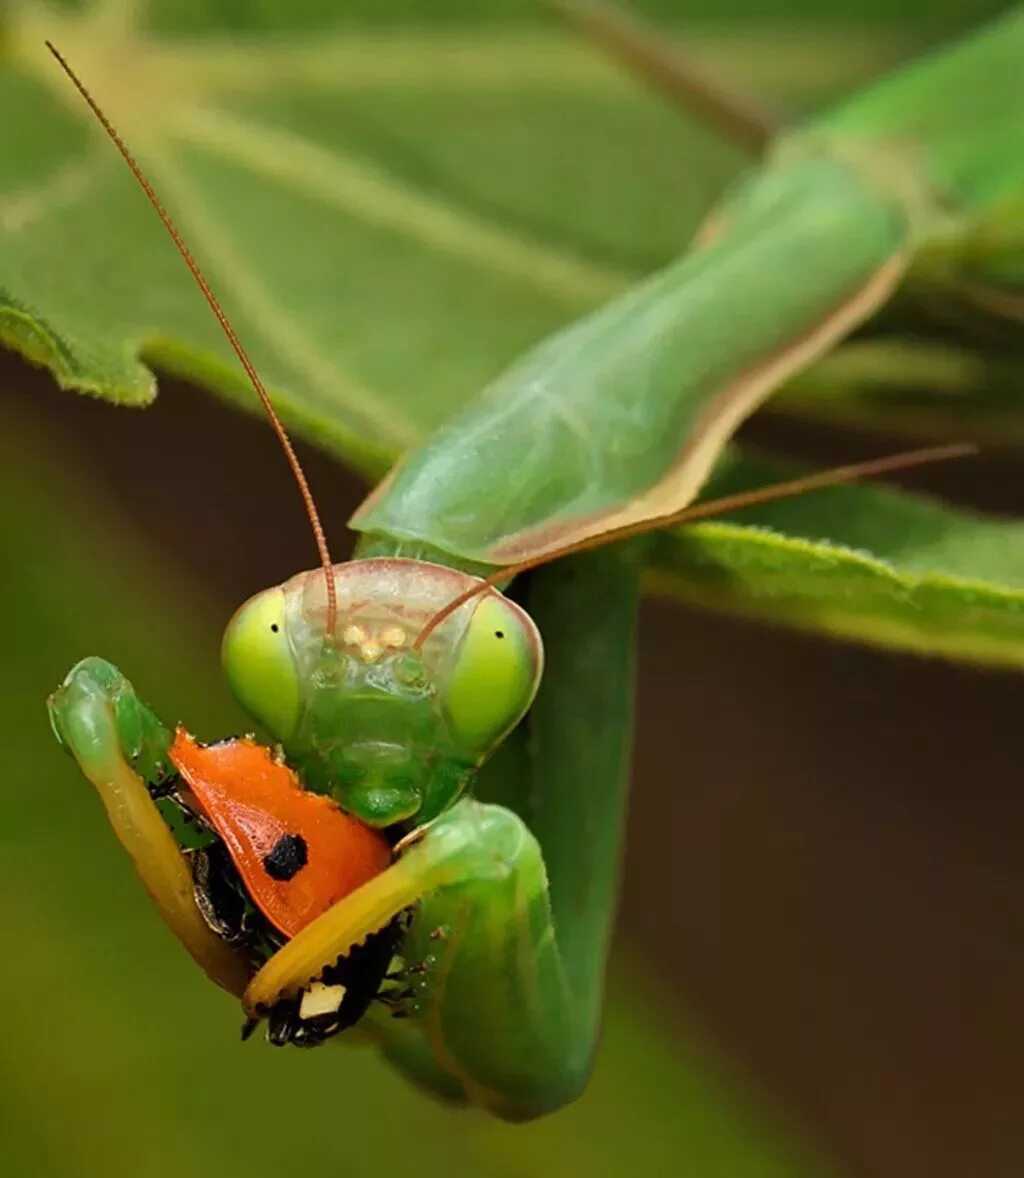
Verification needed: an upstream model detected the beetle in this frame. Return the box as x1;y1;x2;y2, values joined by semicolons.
162;729;404;1047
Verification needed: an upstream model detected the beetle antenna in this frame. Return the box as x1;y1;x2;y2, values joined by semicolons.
46;41;338;635
413;442;977;649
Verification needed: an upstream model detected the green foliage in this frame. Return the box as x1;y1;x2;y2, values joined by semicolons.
0;0;948;465
1;0;752;471
655;449;1024;667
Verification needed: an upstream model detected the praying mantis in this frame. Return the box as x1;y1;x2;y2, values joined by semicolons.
42;6;1024;1122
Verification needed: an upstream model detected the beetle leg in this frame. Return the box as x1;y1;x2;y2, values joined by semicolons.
48;657;250;997
245;796;588;1121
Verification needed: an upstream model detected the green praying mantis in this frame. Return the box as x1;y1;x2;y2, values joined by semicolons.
43;7;1024;1121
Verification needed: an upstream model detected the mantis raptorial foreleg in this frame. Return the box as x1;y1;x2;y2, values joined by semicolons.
50;659;596;1118
47;658;251;997
244;797;586;1120
48;553;638;1120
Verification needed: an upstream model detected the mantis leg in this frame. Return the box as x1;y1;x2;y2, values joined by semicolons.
47;657;250;997
247;547;640;1121
245;796;584;1121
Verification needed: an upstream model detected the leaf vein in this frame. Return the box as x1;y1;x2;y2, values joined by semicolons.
172;105;630;304
140;145;419;454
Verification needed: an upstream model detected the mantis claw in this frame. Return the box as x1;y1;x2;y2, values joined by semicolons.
243;798;519;1015
48;658;251;998
392;822;431;855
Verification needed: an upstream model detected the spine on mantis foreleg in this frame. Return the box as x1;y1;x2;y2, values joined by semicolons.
350;12;1024;572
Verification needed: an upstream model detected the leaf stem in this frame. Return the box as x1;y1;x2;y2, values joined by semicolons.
542;0;778;153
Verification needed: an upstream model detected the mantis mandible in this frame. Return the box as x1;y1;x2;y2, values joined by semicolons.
45;9;1021;1121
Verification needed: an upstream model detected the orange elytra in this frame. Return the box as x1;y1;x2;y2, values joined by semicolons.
169;729;391;939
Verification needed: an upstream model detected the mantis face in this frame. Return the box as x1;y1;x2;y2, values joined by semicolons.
222;558;543;827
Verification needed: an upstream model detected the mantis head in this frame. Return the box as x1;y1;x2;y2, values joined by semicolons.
221;558;543;828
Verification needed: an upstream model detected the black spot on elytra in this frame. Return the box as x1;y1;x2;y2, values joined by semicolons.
495;630;505;639
262;833;308;881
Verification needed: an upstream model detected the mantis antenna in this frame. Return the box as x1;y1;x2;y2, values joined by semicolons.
414;442;978;649
45;41;339;635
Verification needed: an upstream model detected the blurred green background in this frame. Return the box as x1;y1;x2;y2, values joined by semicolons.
2;2;1022;1176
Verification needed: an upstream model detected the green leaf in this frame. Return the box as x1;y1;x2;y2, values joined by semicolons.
0;3;727;476
650;449;1024;669
774;339;1024;448
0;2;934;478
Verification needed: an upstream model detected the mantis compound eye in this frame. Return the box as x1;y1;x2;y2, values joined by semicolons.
221;587;301;742
443;594;543;755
